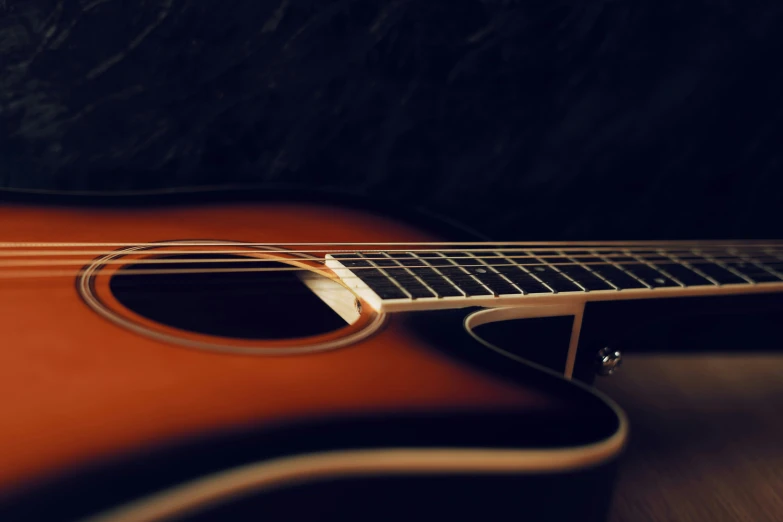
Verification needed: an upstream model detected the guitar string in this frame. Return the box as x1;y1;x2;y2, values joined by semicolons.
0;252;777;269
0;246;779;273
0;241;779;278
0;245;779;258
0;241;781;251
0;257;781;281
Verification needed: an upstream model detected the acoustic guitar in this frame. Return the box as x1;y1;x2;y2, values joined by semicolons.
1;190;781;522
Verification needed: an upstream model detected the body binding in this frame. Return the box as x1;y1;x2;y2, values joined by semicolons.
0;197;627;521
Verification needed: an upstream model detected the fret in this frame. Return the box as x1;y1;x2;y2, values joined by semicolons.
756;262;783;276
518;251;584;293
743;252;783;279
450;253;522;296
555;251;617;291
637;251;716;286
472;253;552;294
600;250;681;288
660;251;722;286
328;245;783;310
367;255;435;299
702;249;756;284
388;253;464;298
424;253;493;297
718;250;783;283
588;251;652;289
465;252;528;295
489;253;554;294
753;252;783;267
643;253;716;287
688;250;751;285
628;251;686;288
751;253;783;278
724;261;783;283
330;254;410;300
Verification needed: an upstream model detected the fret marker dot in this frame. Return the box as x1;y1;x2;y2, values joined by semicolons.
654;278;666;284
535;267;545;272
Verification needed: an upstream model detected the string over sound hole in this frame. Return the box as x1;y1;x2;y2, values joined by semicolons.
109;254;350;340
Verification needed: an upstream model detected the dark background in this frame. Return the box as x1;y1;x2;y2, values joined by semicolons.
2;0;782;240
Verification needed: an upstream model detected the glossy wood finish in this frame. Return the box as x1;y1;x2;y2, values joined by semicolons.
0;203;548;494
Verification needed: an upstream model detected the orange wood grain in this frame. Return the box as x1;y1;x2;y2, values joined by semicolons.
0;203;547;493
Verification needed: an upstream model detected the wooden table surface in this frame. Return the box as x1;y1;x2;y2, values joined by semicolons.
597;354;783;522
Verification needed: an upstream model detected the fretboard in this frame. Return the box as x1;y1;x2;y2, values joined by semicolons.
325;244;783;312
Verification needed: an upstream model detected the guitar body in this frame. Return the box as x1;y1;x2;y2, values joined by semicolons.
0;197;627;521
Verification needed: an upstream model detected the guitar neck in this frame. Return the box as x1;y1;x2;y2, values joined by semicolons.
325;241;783;312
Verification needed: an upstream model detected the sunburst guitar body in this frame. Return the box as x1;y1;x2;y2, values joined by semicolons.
2;194;781;521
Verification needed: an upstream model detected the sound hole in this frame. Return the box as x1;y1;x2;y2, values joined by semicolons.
109;254;351;339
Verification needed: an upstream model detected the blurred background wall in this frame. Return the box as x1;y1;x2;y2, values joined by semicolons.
2;0;782;240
